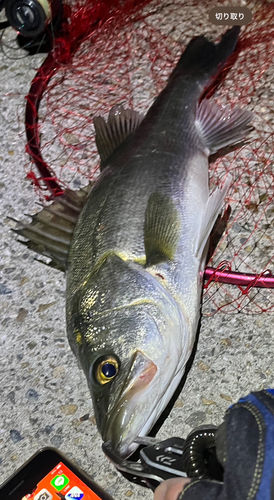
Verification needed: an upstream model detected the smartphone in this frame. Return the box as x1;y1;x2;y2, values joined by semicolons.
0;447;115;500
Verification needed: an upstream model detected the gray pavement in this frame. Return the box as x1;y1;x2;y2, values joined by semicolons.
1;2;274;499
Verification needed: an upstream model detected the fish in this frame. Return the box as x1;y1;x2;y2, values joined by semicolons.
16;26;253;459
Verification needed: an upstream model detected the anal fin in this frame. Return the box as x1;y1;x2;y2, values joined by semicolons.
12;185;92;271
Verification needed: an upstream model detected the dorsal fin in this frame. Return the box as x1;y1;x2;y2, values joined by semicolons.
93;105;143;167
12;185;92;272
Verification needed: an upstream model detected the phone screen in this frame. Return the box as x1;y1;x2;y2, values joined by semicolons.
22;461;102;500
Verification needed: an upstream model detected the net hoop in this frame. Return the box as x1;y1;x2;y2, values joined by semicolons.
24;0;274;292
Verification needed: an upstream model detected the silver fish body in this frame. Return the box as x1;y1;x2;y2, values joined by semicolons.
65;27;253;458
16;26;253;459
67;96;210;451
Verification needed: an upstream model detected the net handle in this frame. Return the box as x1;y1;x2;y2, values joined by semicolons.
204;267;274;289
25;53;63;195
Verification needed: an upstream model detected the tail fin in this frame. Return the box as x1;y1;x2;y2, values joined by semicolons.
170;26;240;81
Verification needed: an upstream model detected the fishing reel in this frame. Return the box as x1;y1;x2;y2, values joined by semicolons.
0;0;63;52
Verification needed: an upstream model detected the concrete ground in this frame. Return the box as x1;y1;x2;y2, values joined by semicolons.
1;2;274;499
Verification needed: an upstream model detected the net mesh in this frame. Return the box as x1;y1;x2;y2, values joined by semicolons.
23;0;274;314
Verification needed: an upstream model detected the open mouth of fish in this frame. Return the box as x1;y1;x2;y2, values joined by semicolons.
102;350;160;458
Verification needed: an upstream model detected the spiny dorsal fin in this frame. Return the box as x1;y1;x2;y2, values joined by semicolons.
144;192;181;266
12;185;92;272
93;105;144;167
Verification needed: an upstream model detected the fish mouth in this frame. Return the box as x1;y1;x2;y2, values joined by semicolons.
102;350;158;458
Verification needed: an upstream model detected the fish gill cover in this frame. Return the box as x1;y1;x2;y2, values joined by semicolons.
19;0;274;314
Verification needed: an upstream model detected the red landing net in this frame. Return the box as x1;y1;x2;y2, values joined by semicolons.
23;0;274;315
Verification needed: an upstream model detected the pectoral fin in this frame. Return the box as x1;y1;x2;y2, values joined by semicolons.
93;105;143;167
195;175;232;260
144;193;181;266
196;99;253;155
12;185;92;271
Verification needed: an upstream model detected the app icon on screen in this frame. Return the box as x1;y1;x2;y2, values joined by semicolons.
51;474;69;491
34;489;53;500
65;486;84;500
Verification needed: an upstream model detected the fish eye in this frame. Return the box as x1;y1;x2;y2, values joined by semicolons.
95;356;119;385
